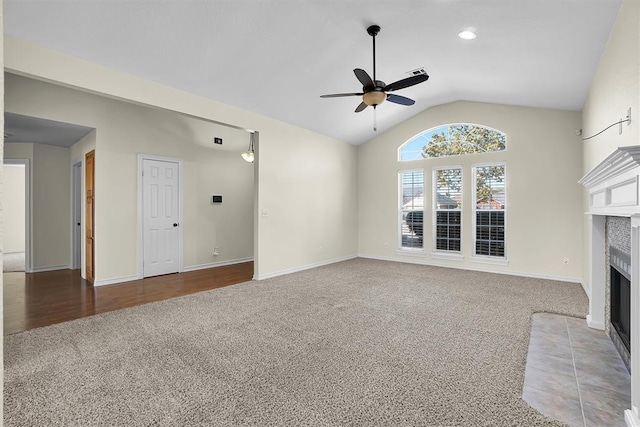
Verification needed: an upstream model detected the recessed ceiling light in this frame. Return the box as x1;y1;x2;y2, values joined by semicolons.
458;30;477;40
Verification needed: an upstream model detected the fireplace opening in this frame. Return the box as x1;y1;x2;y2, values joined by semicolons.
610;246;631;371
611;266;631;351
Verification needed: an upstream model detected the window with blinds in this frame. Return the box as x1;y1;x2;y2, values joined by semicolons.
399;170;424;250
473;164;506;258
434;168;462;252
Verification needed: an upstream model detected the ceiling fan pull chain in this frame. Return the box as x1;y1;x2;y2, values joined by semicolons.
373;106;377;132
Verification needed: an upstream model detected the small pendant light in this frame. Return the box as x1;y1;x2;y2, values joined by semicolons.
241;132;255;163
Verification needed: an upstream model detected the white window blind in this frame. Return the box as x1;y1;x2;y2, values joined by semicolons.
473;165;506;258
399;170;424;249
434;168;462;252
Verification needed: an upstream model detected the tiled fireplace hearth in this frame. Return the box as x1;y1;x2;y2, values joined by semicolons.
580;146;640;426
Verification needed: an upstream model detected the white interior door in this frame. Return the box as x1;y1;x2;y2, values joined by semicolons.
143;159;180;277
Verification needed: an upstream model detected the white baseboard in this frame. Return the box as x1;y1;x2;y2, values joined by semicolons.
626;408;640;427
586;314;605;330
254;254;358;280
182;257;253;273
580;281;591;299
29;264;71;273
358;253;583;284
93;274;139;287
95;258;254;287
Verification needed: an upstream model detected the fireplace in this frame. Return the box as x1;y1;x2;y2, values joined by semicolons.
579;146;640;426
610;246;631;370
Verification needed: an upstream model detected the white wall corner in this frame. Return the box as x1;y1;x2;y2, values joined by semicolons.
254;254;357;281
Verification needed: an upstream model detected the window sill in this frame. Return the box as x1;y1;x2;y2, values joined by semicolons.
470;256;509;266
431;252;464;261
396;248;425;257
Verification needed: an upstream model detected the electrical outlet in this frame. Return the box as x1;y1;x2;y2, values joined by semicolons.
319;246;324;253
213;247;220;256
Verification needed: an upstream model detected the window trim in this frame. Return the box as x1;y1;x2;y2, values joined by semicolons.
398;123;507;162
398;168;426;253
432;165;463;255
472;162;507;261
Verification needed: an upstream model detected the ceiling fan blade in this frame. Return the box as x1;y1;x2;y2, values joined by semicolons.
320;92;364;98
355;102;368;113
354;68;374;88
387;94;415;106
384;74;429;92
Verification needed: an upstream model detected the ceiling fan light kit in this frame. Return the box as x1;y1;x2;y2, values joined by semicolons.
320;24;429;131
363;91;386;106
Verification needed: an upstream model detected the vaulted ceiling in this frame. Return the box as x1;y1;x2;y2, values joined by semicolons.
4;1;622;145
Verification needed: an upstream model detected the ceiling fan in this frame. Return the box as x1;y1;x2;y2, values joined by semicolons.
320;25;429;116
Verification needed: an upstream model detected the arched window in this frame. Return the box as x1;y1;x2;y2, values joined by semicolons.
399;124;506;161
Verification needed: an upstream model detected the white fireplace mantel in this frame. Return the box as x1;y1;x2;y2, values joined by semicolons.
579;145;640;427
579;146;640;217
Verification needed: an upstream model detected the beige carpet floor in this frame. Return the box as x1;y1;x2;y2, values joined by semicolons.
4;258;588;426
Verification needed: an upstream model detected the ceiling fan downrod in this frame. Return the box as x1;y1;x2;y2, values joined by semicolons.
369;25;381;132
367;25;380;83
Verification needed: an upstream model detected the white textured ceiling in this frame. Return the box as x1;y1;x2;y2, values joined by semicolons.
4;1;622;145
5;112;94;147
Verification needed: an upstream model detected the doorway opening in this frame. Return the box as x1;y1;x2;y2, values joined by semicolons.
3;160;30;273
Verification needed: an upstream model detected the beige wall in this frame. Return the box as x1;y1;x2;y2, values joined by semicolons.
2;164;26;253
5;74;256;283
33;144;71;269
5;142;70;271
358;101;584;281
581;0;640;295
4;36;359;281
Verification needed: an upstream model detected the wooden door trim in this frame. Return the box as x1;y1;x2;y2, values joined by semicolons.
85;150;95;283
136;153;184;279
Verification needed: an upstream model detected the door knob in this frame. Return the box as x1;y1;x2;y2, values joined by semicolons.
173;223;179;227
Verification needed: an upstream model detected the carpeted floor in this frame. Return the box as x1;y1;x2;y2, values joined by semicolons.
3;252;25;272
4;258;588;426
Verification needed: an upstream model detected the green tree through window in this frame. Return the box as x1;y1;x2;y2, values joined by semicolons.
399;124;506;161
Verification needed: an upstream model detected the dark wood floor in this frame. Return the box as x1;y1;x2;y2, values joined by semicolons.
3;262;254;335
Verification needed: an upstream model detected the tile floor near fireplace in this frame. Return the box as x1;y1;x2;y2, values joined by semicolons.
523;313;630;427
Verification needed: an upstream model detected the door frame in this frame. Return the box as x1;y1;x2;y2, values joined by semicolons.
70;158;84;270
4;159;31;273
136;153;184;279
